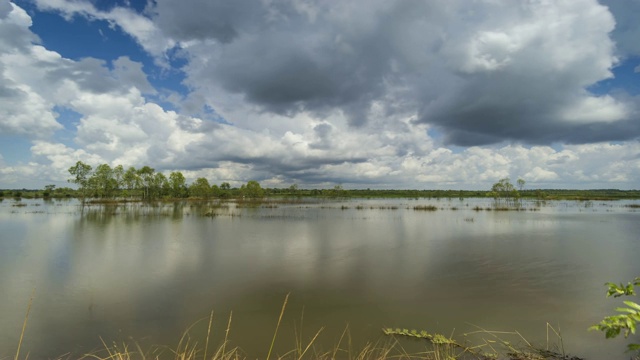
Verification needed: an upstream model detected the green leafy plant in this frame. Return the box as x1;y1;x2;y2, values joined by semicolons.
590;277;640;354
382;324;582;360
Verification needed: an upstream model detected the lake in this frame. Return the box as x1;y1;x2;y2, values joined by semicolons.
1;197;639;359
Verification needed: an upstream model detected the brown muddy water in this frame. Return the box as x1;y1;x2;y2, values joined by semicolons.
1;198;639;359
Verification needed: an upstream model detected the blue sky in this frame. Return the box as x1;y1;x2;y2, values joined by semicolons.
1;0;639;189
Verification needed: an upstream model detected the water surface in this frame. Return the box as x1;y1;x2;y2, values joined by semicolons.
1;198;639;359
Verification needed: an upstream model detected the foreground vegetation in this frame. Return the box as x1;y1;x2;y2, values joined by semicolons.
11;294;589;360
591;277;640;356
13;280;640;359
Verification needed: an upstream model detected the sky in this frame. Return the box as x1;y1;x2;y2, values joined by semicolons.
0;0;639;190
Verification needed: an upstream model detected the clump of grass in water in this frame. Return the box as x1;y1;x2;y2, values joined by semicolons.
413;205;438;211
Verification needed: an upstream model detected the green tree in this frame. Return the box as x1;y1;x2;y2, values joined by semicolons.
122;166;138;193
490;178;519;206
68;161;93;202
330;185;345;197
517;178;526;192
211;184;221;198
43;184;55;197
218;182;231;198
151;172;168;199
190;178;212;198
89;164;118;198
113;165;124;191
169;171;187;198
137;166;155;200
243;180;265;199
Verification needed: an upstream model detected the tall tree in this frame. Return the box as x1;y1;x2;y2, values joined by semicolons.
169;171;187;198
190;178;212;198
68;161;92;203
113;165;125;192
122;166;139;198
43;184;55;197
152;172;168;199
137;166;155;200
243;180;265;199
90;164;117;198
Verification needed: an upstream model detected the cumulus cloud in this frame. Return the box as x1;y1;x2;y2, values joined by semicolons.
1;0;639;189
0;3;61;138
31;0;640;145
141;0;637;146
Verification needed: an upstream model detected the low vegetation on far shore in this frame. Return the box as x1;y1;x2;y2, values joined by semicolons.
0;161;636;202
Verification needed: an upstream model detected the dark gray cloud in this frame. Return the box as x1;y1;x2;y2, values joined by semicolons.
309;123;333;150
168;0;432;126
419;72;640;145
149;0;640;145
148;0;264;43
600;0;640;57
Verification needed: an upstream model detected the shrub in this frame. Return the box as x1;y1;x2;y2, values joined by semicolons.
590;277;640;355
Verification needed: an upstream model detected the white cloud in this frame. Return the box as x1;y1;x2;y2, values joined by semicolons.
524;167;558;182
0;0;639;190
0;80;62;137
0;3;61;138
560;95;629;123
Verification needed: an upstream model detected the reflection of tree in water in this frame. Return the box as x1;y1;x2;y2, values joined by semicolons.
82;204;119;226
77;200;242;224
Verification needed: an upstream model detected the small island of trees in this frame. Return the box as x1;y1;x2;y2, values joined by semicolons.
66;161;265;202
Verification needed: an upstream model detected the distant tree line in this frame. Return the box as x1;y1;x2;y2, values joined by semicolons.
2;170;640;201
67;161;265;202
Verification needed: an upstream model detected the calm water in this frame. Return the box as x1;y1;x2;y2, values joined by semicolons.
1;198;639;359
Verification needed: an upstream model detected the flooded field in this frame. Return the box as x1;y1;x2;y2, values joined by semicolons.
1;197;639;359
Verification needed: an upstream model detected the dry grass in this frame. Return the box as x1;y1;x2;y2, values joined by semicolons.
10;295;583;360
